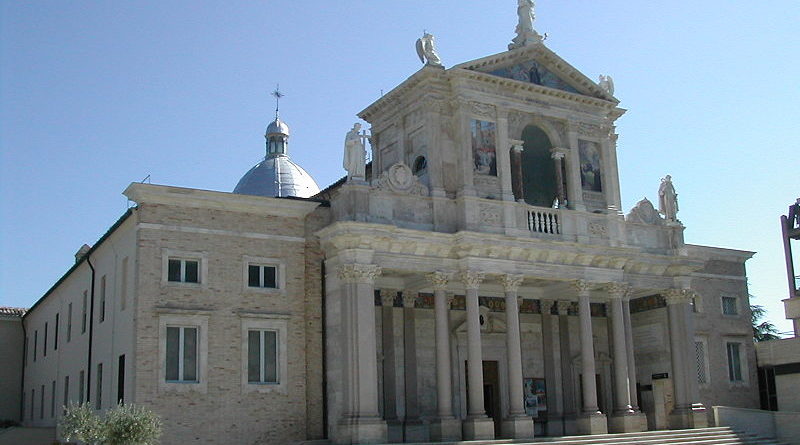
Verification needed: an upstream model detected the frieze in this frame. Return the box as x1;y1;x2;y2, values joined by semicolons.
576;121;604;138
371;162;429;196
469;101;496;119
588;222;609;237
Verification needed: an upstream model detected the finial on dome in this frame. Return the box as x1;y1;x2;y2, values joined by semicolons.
509;0;543;50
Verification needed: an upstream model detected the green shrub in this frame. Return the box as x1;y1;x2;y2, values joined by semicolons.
60;402;162;445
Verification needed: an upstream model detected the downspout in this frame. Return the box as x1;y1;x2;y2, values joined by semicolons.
20;320;27;422
86;254;96;404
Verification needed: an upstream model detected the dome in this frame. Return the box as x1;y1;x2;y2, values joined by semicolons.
266;118;290;137
234;156;320;198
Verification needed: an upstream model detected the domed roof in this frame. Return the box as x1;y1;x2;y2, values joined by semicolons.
266;118;290;137
234;156;320;198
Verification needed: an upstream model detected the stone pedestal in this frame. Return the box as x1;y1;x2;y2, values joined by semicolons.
576;412;608;435
429;418;462;442
501;415;535;439
608;411;648;433
462;417;495;440
669;405;708;429
403;419;428;443
337;417;388;445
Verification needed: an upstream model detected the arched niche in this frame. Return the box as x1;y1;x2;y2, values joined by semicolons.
519;125;557;207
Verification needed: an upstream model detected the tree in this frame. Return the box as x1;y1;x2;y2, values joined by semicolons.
751;304;781;342
60;402;162;445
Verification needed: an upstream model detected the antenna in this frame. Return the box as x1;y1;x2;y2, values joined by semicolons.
271;84;284;120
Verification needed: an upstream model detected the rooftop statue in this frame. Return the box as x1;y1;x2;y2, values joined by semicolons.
415;32;443;67
343;123;367;181
658;175;679;222
599;74;615;96
509;0;543;49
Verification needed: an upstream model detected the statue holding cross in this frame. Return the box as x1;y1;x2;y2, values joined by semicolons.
343;123;368;181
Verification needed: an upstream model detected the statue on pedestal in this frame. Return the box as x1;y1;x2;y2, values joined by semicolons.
415;32;443;67
658;175;679;222
599;74;615;96
509;0;543;49
343;123;367;181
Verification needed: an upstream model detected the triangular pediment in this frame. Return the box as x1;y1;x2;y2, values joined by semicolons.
454;43;617;103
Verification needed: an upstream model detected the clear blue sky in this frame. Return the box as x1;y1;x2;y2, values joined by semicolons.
1;1;798;334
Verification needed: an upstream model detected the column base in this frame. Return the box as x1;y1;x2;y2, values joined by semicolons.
576;412;608;435
608;411;648;433
545;415;565;437
429;417;462;442
501;415;534;439
403;419;428;443
462;416;495;440
336;417;387;444
669;404;708;429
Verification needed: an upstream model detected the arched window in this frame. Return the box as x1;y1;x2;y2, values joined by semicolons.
412;156;427;176
520;125;557;207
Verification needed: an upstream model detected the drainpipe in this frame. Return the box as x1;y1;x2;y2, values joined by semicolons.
86;255;96;404
20;321;27;422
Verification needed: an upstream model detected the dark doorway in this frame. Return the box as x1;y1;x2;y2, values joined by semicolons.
520;125;557;207
117;354;125;404
466;360;502;436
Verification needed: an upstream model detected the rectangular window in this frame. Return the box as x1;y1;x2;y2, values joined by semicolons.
96;363;103;410
78;370;84;404
54;314;59;350
722;296;738;315
34;330;38;362
168;258;199;283
727;342;743;382
43;323;48;357
64;375;70;412
51;380;55;418
120;257;128;310
40;384;44;419
117;355;125;404
166;326;198;382
248;264;278;289
82;291;88;334
247;330;278;384
67;303;73;342
99;275;106;323
695;340;707;384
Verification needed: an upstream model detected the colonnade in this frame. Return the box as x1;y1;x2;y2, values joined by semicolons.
336;264;705;443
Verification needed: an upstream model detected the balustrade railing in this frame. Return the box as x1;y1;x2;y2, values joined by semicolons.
527;207;561;235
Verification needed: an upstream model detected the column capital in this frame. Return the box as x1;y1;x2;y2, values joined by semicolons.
446;293;456;307
551;150;567;160
338;264;382;284
379;288;398;306
556;300;573;314
509;139;525;151
605;282;630;300
402;291;417;308
501;274;525;293
664;288;694;305
572;279;594;296
426;271;452;290
459;270;485;290
540;299;554;314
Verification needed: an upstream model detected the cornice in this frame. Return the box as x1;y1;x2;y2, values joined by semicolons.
124;183;320;218
358;66;450;123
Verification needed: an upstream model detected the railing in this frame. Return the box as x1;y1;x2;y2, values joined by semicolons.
527;207;561;235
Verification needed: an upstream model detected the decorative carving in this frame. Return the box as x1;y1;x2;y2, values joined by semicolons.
380;289;398;306
372;162;429;196
626;198;664;225
479;204;501;226
588;222;608;237
576;121;603;138
469;101;496;119
501;274;525;293
556;300;572;314
402;291;416;308
426;271;451;290
415;32;443;67
606;282;629;299
658;175;680;223
460;270;485;290
338;264;382;284
551;120;568;144
664;288;693;305
572;279;593;295
508;110;527;136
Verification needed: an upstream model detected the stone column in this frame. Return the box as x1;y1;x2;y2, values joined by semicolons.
401;291;425;441
557;300;577;435
379;289;399;424
606;283;647;433
622;297;640;411
460;270;495;440
666;289;707;429
510;140;525;203
566;129;586;211
501;275;534;439
574;280;607;435
541;299;563;436
427;272;462;441
338;264;387;443
497;111;515;202
551;150;567;206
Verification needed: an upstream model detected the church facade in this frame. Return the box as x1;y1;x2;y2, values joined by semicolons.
18;4;758;444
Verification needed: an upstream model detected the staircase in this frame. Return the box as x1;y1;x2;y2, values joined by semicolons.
392;427;790;445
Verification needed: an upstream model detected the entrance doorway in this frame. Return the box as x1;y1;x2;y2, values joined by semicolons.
466;360;502;436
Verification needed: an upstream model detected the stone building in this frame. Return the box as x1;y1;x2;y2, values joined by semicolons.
18;3;759;444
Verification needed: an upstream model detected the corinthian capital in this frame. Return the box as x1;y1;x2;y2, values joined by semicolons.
572;279;593;296
379;289;398;306
338;264;382;284
605;282;630;300
664;288;693;305
426;271;452;290
556;300;573;314
402;291;417;308
459;270;485;290
501;274;525;293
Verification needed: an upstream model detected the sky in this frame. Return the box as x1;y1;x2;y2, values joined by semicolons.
1;1;798;334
